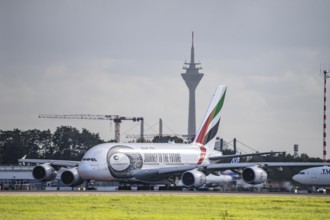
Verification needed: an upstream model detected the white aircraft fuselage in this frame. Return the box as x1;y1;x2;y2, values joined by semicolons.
292;166;330;186
78;142;220;183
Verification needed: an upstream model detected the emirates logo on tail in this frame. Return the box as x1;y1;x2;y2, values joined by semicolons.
194;86;227;146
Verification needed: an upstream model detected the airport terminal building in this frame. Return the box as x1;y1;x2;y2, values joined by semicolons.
0;165;119;191
0;165;74;191
0;165;39;190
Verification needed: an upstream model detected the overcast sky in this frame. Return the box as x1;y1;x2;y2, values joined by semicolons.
1;0;330;157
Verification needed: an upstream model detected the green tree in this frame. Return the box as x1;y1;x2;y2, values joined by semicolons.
152;135;184;143
21;129;52;159
77;128;103;158
0;127;104;163
52;126;80;160
0;129;26;164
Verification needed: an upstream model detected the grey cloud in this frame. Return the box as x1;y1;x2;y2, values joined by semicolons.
1;0;330;157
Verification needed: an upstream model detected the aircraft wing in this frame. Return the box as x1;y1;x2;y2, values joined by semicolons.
132;161;329;183
208;151;284;161
132;161;329;181
18;158;80;167
206;162;329;171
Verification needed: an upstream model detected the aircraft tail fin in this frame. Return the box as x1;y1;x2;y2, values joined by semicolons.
193;85;227;147
230;154;240;164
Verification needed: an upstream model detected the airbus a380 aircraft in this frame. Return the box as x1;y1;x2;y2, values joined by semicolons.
20;85;328;188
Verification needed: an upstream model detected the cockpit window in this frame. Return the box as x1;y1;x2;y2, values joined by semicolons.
82;158;97;162
299;172;305;175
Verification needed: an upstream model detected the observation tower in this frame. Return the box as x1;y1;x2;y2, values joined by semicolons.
181;32;204;140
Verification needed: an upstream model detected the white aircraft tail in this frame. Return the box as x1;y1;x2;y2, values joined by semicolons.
231;154;240;164
193;85;227;148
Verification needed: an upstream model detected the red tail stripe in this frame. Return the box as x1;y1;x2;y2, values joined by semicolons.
195;111;214;144
197;145;206;165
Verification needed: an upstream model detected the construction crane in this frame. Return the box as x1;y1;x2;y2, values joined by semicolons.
38;114;144;143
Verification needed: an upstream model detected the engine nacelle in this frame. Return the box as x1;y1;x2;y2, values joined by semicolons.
242;166;267;184
32;164;57;182
61;168;84;187
181;170;206;188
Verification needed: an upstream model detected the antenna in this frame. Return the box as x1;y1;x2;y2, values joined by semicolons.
321;66;330;163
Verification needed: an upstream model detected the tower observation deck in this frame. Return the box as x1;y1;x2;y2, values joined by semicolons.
181;32;204;141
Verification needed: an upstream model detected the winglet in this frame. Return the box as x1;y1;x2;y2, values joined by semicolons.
194;85;227;147
20;155;27;165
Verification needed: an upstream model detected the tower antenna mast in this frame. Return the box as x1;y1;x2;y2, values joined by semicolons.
322;68;330;163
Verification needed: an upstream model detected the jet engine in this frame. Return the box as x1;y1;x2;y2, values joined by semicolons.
181;170;206;188
242;166;267;184
32;164;57;182
61;168;84;187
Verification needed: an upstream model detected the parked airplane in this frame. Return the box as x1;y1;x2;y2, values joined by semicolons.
20;85;328;188
292;166;330;186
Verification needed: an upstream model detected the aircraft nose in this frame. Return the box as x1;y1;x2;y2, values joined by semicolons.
292;174;299;182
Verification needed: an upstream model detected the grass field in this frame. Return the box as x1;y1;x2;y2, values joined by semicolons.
0;193;330;219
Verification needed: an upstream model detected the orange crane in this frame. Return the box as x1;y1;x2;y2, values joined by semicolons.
38;114;144;143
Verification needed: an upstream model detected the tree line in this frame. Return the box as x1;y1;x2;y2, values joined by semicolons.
0;126;104;164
